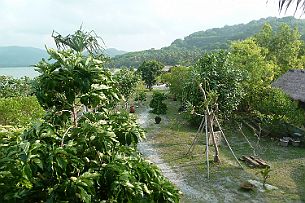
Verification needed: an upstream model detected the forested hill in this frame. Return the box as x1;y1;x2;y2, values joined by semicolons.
109;16;305;68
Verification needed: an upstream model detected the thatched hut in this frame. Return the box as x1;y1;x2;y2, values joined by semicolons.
272;69;305;104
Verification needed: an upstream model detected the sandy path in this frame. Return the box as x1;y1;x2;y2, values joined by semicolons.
136;108;217;202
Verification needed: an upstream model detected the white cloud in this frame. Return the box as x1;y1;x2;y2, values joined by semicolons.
0;0;301;51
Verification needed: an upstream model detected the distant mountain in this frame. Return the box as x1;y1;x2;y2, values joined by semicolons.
0;46;48;67
104;48;127;58
109;16;305;68
0;46;127;67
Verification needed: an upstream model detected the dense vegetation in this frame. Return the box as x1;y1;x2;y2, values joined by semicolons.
0;29;180;202
109;16;305;68
1;16;305;202
0;76;45;126
164;22;305;135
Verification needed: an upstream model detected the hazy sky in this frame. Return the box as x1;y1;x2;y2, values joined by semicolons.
0;0;303;51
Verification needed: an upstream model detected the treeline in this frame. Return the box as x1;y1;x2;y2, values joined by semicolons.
109;16;305;68
162;23;305;135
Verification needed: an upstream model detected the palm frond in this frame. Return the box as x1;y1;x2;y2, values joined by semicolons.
51;27;106;57
278;0;305;14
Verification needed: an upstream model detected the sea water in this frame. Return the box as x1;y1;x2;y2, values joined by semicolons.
0;67;40;78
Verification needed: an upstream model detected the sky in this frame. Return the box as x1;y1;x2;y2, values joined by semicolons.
0;0;303;52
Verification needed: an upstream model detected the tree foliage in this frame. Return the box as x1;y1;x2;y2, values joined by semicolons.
278;0;305;13
165;66;190;101
229;38;276;111
0;96;45;126
254;23;304;76
137;60;163;90
113;68;140;105
0;76;33;97
0;29;180;202
149;91;167;115
230;24;305;130
183;51;245;118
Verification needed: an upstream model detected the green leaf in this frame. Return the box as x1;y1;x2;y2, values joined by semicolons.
32;158;43;170
23;164;32;180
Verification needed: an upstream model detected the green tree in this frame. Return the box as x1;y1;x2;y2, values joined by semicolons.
166;66;190;101
113;68;140;107
34;29;119;127
137;60;163;90
183;51;244;124
229;38;276;111
254;23;304;76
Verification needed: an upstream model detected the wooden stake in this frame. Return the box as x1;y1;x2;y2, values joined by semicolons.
215;116;243;169
205;111;210;179
209;113;220;163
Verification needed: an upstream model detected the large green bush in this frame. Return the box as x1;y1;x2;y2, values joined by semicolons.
0;114;179;202
0;96;45;126
149;91;167;115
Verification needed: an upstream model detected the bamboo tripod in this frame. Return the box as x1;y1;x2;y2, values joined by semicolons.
186;83;243;179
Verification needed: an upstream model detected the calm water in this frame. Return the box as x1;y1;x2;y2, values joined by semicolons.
0;67;40;78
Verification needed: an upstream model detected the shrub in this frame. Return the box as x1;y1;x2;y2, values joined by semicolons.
0;96;45;126
0;76;33;97
149;91;167;115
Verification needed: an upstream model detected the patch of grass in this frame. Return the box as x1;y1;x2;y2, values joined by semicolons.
138;92;305;202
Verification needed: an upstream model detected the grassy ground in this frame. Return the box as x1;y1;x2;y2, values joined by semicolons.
136;90;305;203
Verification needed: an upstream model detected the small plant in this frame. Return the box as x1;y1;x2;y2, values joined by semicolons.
257;167;272;188
149;91;167;115
155;116;161;124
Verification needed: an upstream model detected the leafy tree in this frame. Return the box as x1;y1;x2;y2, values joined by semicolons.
52;28;105;57
183;51;245;119
113;68;140;107
229;38;276;111
253;88;305;126
229;29;305;134
165;66;190;101
137;60;163;90
254;23;304;76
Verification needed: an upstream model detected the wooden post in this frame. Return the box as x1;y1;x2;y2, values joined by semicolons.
205;111;210;179
209;113;220;163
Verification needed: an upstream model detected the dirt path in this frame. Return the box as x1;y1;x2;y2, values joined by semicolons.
135;105;274;203
137;108;217;202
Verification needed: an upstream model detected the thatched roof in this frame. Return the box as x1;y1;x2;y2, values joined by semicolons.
272;69;305;102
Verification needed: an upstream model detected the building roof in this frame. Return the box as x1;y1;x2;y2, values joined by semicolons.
272;69;305;102
162;65;173;72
